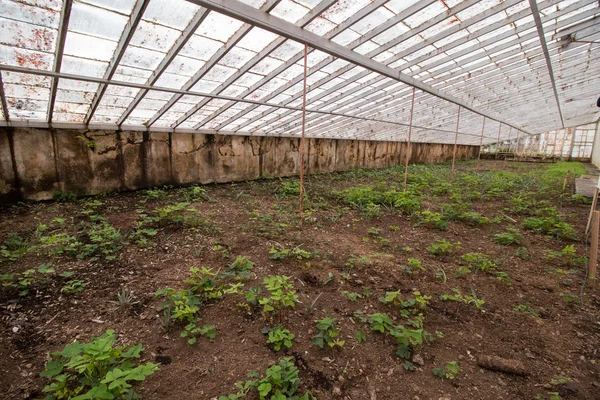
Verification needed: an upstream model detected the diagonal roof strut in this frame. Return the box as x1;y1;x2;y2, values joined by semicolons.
528;0;566;128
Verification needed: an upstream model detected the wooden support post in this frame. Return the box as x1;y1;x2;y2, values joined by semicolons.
589;210;599;288
586;187;599;235
298;44;308;227
451;105;461;180
403;87;415;192
476;116;485;171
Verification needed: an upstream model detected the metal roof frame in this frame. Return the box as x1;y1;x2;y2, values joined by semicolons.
0;0;597;145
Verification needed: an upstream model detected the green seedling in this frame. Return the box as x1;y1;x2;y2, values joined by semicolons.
312;317;344;349
266;326;295;351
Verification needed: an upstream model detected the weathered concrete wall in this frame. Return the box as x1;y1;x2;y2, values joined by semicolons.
0;128;479;203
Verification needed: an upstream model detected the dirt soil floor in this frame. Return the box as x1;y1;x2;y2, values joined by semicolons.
1;160;599;400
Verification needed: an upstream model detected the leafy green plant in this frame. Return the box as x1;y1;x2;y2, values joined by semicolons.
513;304;540;317
341;290;360;301
218;357;315;400
559;292;581;303
460;252;497;274
180;321;216;344
354;331;367;343
523;216;577;240
182;185;214;203
266;326;295;351
1;263;54;296
53;190;77;203
155;288;201;323
368;313;394;333
440;288;485;310
269;246;313;261
415;210;448;231
493;227;523;245
260;276;298;316
312;317;344;349
61;279;86;295
432;361;460;380
40;330;159;400
544;245;585;268
401;257;425;274
0;232;32;263
223;256;254;279
427;239;461;256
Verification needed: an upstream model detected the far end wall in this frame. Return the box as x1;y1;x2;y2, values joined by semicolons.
0;128;479;203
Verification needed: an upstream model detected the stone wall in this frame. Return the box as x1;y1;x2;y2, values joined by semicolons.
0;128;479;203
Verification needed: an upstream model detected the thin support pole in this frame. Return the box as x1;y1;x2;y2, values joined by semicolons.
567;127;575;161
298;44;308;228
403;87;416;192
495;123;502;165
515;129;521;160
476;116;486;170
505;127;512;167
553;129;559;158
586;187;599;236
451;105;461;180
589;210;599;288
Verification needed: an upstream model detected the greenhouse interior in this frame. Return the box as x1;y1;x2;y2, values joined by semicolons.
1;0;600;399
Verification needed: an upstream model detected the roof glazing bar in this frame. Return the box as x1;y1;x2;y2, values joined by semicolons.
143;0;284;128
47;0;73;124
115;7;211;125
84;0;151;125
170;0;338;129
184;0;524;134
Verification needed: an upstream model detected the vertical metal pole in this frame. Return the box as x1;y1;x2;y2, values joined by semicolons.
495;123;502;165
589;210;599;288
568;127;576;160
403;87;416;192
505;127;511;167
476;116;486;170
451;105;461;180
553;129;559;158
515;129;521;160
298;44;308;227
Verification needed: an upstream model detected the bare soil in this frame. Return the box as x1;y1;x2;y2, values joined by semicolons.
1;160;599;400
